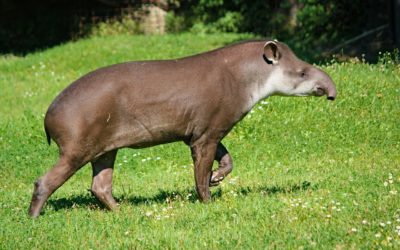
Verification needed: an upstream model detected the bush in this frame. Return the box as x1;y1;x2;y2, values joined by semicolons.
211;11;243;33
89;14;141;37
165;12;187;33
170;0;391;61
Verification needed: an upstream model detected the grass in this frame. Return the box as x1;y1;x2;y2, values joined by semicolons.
0;33;399;249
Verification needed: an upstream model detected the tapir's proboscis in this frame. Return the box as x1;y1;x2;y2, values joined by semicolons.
29;40;336;217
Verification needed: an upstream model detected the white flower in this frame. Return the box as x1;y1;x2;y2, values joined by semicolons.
380;222;386;227
375;233;381;238
351;228;357;232
384;181;388;187
362;220;368;225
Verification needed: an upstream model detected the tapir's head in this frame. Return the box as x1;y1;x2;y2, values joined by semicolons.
263;41;337;101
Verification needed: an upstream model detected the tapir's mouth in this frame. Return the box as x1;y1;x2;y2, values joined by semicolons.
315;87;325;97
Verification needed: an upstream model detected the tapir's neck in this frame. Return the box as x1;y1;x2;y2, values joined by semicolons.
207;41;276;113
243;68;277;111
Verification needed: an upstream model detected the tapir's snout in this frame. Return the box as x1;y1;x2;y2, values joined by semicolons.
325;80;337;101
315;81;336;101
315;72;337;101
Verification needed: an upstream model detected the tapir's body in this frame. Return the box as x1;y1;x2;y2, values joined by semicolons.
29;40;337;217
47;47;251;154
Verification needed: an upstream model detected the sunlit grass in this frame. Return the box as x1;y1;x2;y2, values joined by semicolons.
0;33;399;249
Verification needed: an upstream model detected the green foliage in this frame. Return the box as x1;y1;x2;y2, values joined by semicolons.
295;1;333;45
210;11;243;33
88;15;141;37
0;34;399;249
189;10;244;34
378;49;400;67
186;1;245;34
171;0;390;61
165;12;187;33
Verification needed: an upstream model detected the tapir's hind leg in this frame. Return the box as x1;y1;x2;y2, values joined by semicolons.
90;150;118;210
210;143;233;187
28;153;86;218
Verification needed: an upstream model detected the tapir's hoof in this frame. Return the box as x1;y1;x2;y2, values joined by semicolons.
104;203;118;211
28;208;40;218
210;171;225;187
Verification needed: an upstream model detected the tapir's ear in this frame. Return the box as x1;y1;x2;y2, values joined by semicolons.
263;41;280;65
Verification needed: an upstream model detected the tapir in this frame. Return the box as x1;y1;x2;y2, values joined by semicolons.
29;40;336;217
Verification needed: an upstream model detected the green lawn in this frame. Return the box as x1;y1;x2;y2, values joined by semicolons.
0;33;399;249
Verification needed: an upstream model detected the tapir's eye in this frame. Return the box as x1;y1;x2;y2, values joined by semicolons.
300;70;307;78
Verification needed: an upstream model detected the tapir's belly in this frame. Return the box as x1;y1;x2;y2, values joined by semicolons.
113;115;189;148
88;97;193;151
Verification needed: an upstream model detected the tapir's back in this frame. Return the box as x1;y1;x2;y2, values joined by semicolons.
47;40;262;121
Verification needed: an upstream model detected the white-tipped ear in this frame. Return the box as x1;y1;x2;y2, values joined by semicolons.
264;41;280;65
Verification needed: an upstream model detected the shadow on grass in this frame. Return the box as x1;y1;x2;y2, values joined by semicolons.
47;181;315;211
236;181;315;196
47;193;103;211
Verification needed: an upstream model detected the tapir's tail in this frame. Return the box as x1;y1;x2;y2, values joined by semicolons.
44;125;51;145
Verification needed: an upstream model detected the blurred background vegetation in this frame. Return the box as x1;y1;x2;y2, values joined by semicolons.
0;0;398;62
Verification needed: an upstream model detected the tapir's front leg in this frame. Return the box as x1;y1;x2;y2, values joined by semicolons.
210;143;233;187
190;140;217;201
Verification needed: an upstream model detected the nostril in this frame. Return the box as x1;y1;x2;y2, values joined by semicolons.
327;96;335;101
